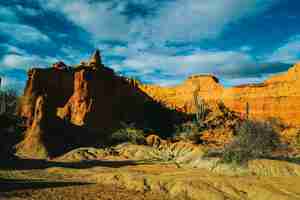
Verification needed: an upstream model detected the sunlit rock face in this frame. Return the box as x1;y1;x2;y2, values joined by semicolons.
140;63;300;127
222;63;300;126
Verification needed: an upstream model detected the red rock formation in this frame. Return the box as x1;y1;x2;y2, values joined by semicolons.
17;49;300;158
140;63;300;127
17;51;189;157
139;75;223;113
16;95;50;158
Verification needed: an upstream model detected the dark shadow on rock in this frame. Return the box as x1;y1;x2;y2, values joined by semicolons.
0;114;25;158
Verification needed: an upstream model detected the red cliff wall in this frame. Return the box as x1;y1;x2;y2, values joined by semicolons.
140;63;300;127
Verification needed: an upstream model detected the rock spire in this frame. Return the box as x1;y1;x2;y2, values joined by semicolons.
89;49;102;68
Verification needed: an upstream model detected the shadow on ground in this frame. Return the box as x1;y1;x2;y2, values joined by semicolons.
0;178;92;192
0;157;145;170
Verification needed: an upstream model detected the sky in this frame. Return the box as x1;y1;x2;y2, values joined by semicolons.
0;0;300;91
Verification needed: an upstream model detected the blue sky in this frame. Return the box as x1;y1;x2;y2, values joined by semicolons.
0;0;300;91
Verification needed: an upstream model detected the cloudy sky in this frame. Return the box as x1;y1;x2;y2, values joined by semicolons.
0;0;300;91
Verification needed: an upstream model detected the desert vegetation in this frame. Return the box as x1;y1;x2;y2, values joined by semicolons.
219;119;282;165
0;87;24;158
109;122;147;145
0;88;19;116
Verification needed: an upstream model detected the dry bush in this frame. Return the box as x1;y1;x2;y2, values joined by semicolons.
220;119;281;165
109;122;146;145
173;121;204;143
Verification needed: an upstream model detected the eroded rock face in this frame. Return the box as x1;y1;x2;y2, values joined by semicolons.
139;75;224;114
16;95;50;158
17;53;189;158
140;63;300;127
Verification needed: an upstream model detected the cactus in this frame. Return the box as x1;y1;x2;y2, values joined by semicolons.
193;86;207;124
246;102;250;119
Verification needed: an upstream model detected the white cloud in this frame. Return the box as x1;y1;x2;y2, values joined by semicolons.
15;5;41;16
221;77;266;87
0;0;281;88
142;0;277;43
0;5;49;43
39;0;277;43
40;0;130;41
0;46;57;70
111;49;257;81
267;35;300;63
1;53;56;70
0;76;24;91
0;6;18;22
0;22;50;43
0;44;26;55
240;46;253;52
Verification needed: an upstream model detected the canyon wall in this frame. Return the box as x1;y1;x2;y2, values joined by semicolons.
140;63;300;127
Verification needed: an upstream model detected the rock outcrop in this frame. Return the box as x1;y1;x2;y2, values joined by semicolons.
17;50;189;158
140;63;300;127
88;49;102;68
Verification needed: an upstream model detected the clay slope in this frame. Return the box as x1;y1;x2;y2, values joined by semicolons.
140;63;300;127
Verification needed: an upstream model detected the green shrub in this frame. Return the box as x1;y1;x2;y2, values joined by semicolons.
0;88;19;115
109;122;146;145
220;120;281;165
173;121;204;143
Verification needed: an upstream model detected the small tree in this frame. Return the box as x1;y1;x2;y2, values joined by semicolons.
0;77;19;115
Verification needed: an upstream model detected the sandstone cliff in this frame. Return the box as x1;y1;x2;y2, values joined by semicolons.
17;51;189;157
140;63;300;127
